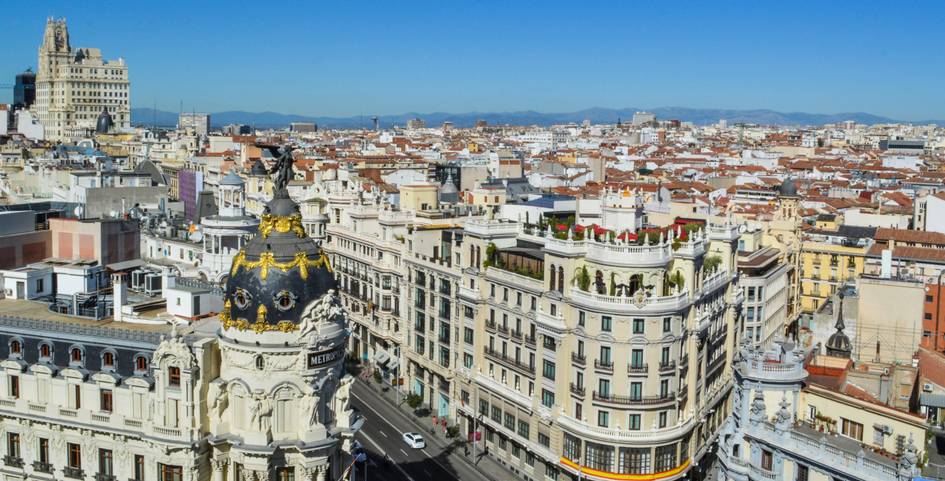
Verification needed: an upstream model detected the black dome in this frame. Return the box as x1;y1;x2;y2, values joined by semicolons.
96;107;114;134
779;177;798;197
221;190;335;333
250;159;268;176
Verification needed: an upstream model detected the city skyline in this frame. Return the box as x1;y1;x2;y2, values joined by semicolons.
4;0;945;121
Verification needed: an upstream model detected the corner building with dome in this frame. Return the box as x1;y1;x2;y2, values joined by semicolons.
0;150;359;481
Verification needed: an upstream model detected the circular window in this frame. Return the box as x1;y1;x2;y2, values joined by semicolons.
273;290;297;312
234;288;252;309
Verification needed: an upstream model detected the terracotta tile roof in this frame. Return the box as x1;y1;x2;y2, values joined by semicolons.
875;228;945;247
867;244;945;263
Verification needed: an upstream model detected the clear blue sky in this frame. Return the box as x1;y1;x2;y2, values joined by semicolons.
3;0;944;120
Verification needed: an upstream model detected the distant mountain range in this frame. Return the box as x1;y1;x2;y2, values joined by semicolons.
131;106;945;130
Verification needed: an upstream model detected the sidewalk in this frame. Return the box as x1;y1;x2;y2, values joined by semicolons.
357;378;517;481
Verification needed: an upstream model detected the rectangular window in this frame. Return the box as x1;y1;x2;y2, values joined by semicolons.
578;310;586;327
168;366;181;387
68;443;81;469
134;455;145;480
518;420;530;439
618;447;651;474
159;464;183;481
99;449;114;475
598;410;609;427
628;414;641;430
630;382;642;400
9;375;18;398
796;464;809;481
538;432;550;448
659;411;667;428
600;346;612;364
504;412;516;430
632;318;645;334
662;317;671;333
631;349;644;368
841;418;864;441
601;316;612;332
542;360;556;380
276;467;295;481
7;432;20;459
761;449;773;470
100;389;113;412
655;444;677;472
541;389;555;408
598;379;610;396
38;438;49;464
464;327;474;344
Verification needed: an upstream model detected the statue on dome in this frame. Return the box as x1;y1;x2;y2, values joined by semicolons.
269;146;295;198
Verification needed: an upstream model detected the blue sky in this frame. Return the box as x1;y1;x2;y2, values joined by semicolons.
3;0;943;119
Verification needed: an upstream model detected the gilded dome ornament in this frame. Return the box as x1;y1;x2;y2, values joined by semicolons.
220;145;338;335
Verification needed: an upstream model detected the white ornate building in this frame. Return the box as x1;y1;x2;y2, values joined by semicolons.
0;171;360;481
198;170;260;283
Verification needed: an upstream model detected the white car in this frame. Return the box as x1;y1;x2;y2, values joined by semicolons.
402;432;426;449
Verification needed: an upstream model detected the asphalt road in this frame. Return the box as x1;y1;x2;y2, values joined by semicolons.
349;382;488;481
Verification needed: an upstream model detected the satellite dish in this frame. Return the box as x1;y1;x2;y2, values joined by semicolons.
189;231;203;243
73;205;84;218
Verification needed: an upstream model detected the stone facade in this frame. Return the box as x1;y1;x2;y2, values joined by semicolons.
35;18;131;141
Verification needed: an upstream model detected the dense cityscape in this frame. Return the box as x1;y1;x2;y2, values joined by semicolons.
1;12;945;481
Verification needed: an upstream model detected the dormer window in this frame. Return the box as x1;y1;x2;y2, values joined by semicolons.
134;355;148;373
9;340;21;356
102;352;115;369
70;348;83;364
39;343;52;360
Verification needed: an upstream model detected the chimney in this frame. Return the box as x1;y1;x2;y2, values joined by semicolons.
881;249;892;278
112;272;127;321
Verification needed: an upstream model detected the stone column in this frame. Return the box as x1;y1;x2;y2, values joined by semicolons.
211;459;227;481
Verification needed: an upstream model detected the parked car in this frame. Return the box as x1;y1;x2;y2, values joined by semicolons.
402;432;425;449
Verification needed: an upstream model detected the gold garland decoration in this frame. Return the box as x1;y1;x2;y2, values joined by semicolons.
219;299;298;333
230;250;333;281
259;213;306;238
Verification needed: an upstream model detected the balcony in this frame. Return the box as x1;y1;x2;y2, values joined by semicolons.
64;466;84;479
438;333;450;344
496;324;510;336
586;239;673;268
570;383;585;397
510;330;523;342
485;321;497;333
627;363;648;375
3;455;23;468
570;288;690;314
659;361;676;373
594;360;614;373
32;461;53;474
592;391;676;406
749;465;778;480
484;347;535;376
95;474;117;481
524;335;536;347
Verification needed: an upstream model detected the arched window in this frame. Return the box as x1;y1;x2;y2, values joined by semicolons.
558;266;564;292
549;264;557;291
9;340;21;355
135;355;149;373
70;347;83;363
102;351;115;368
39;343;51;359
